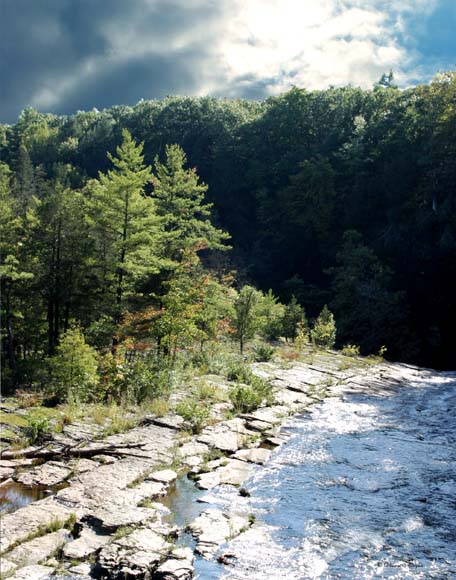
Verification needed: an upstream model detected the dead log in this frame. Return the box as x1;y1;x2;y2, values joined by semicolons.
0;442;147;461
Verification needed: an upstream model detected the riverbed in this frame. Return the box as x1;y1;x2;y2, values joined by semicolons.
191;371;456;579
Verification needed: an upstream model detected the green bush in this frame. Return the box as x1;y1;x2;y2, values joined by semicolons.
227;361;273;412
229;384;264;413
252;342;275;362
27;416;50;444
175;399;210;434
341;344;360;356
48;327;99;403
311;305;336;348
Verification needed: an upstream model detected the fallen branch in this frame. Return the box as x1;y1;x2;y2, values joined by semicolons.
0;442;146;461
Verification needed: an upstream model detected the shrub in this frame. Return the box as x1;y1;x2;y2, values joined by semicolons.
227;361;273;412
48;327;99;403
27;416;50;444
252;342;275;362
341;344;360;356
229;384;263;413
311;305;336;348
175;399;210;434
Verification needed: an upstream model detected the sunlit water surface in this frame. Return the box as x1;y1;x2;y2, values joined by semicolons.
192;372;456;580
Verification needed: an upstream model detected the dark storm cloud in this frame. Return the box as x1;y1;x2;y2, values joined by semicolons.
0;0;228;123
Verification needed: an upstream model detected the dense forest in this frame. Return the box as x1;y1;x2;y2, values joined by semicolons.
1;71;455;392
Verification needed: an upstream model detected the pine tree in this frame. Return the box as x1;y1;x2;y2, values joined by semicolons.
49;327;99;403
311;305;336;348
87;130;161;343
0;162;35;376
152;144;229;266
281;295;306;342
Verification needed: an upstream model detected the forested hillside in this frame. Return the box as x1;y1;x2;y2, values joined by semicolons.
1;72;455;377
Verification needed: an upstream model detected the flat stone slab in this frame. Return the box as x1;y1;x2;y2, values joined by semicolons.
233;448;271;465
197;418;255;453
241;406;288;425
148;469;177;484
0;466;14;479
154;547;194;579
4;529;69;569
0;496;73;553
151;414;185;431
8;565;55;580
63;527;110;559
178;441;209;458
89;504;157;532
68;562;92;575
188;509;250;558
15;461;72;487
196;459;254;490
97;526;172;579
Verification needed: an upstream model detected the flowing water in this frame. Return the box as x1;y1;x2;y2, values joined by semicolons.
191;371;456;580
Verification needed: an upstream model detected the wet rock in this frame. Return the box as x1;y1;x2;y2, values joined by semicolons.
154;547;194;579
188;509;250;558
0;496;73;553
4;529;69;568
233;448;271;465
97;526;172;579
197;418;255;453
15;461;72;487
63;526;110;559
8;565;55;580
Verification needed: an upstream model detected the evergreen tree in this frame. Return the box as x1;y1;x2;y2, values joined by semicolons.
48;327;99;403
281;295;306;342
311;305;336;348
151;143;229;266
0;162;35;377
87;130;161;344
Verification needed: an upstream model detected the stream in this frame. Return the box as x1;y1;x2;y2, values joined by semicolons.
181;372;456;579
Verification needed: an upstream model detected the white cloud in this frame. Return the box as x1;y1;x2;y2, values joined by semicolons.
210;0;438;94
28;0;440;113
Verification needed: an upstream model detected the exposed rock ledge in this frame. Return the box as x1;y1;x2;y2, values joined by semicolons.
0;355;428;579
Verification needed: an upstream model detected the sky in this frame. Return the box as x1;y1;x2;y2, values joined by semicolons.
1;0;455;123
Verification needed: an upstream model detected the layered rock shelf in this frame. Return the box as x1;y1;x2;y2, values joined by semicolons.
0;354;428;579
